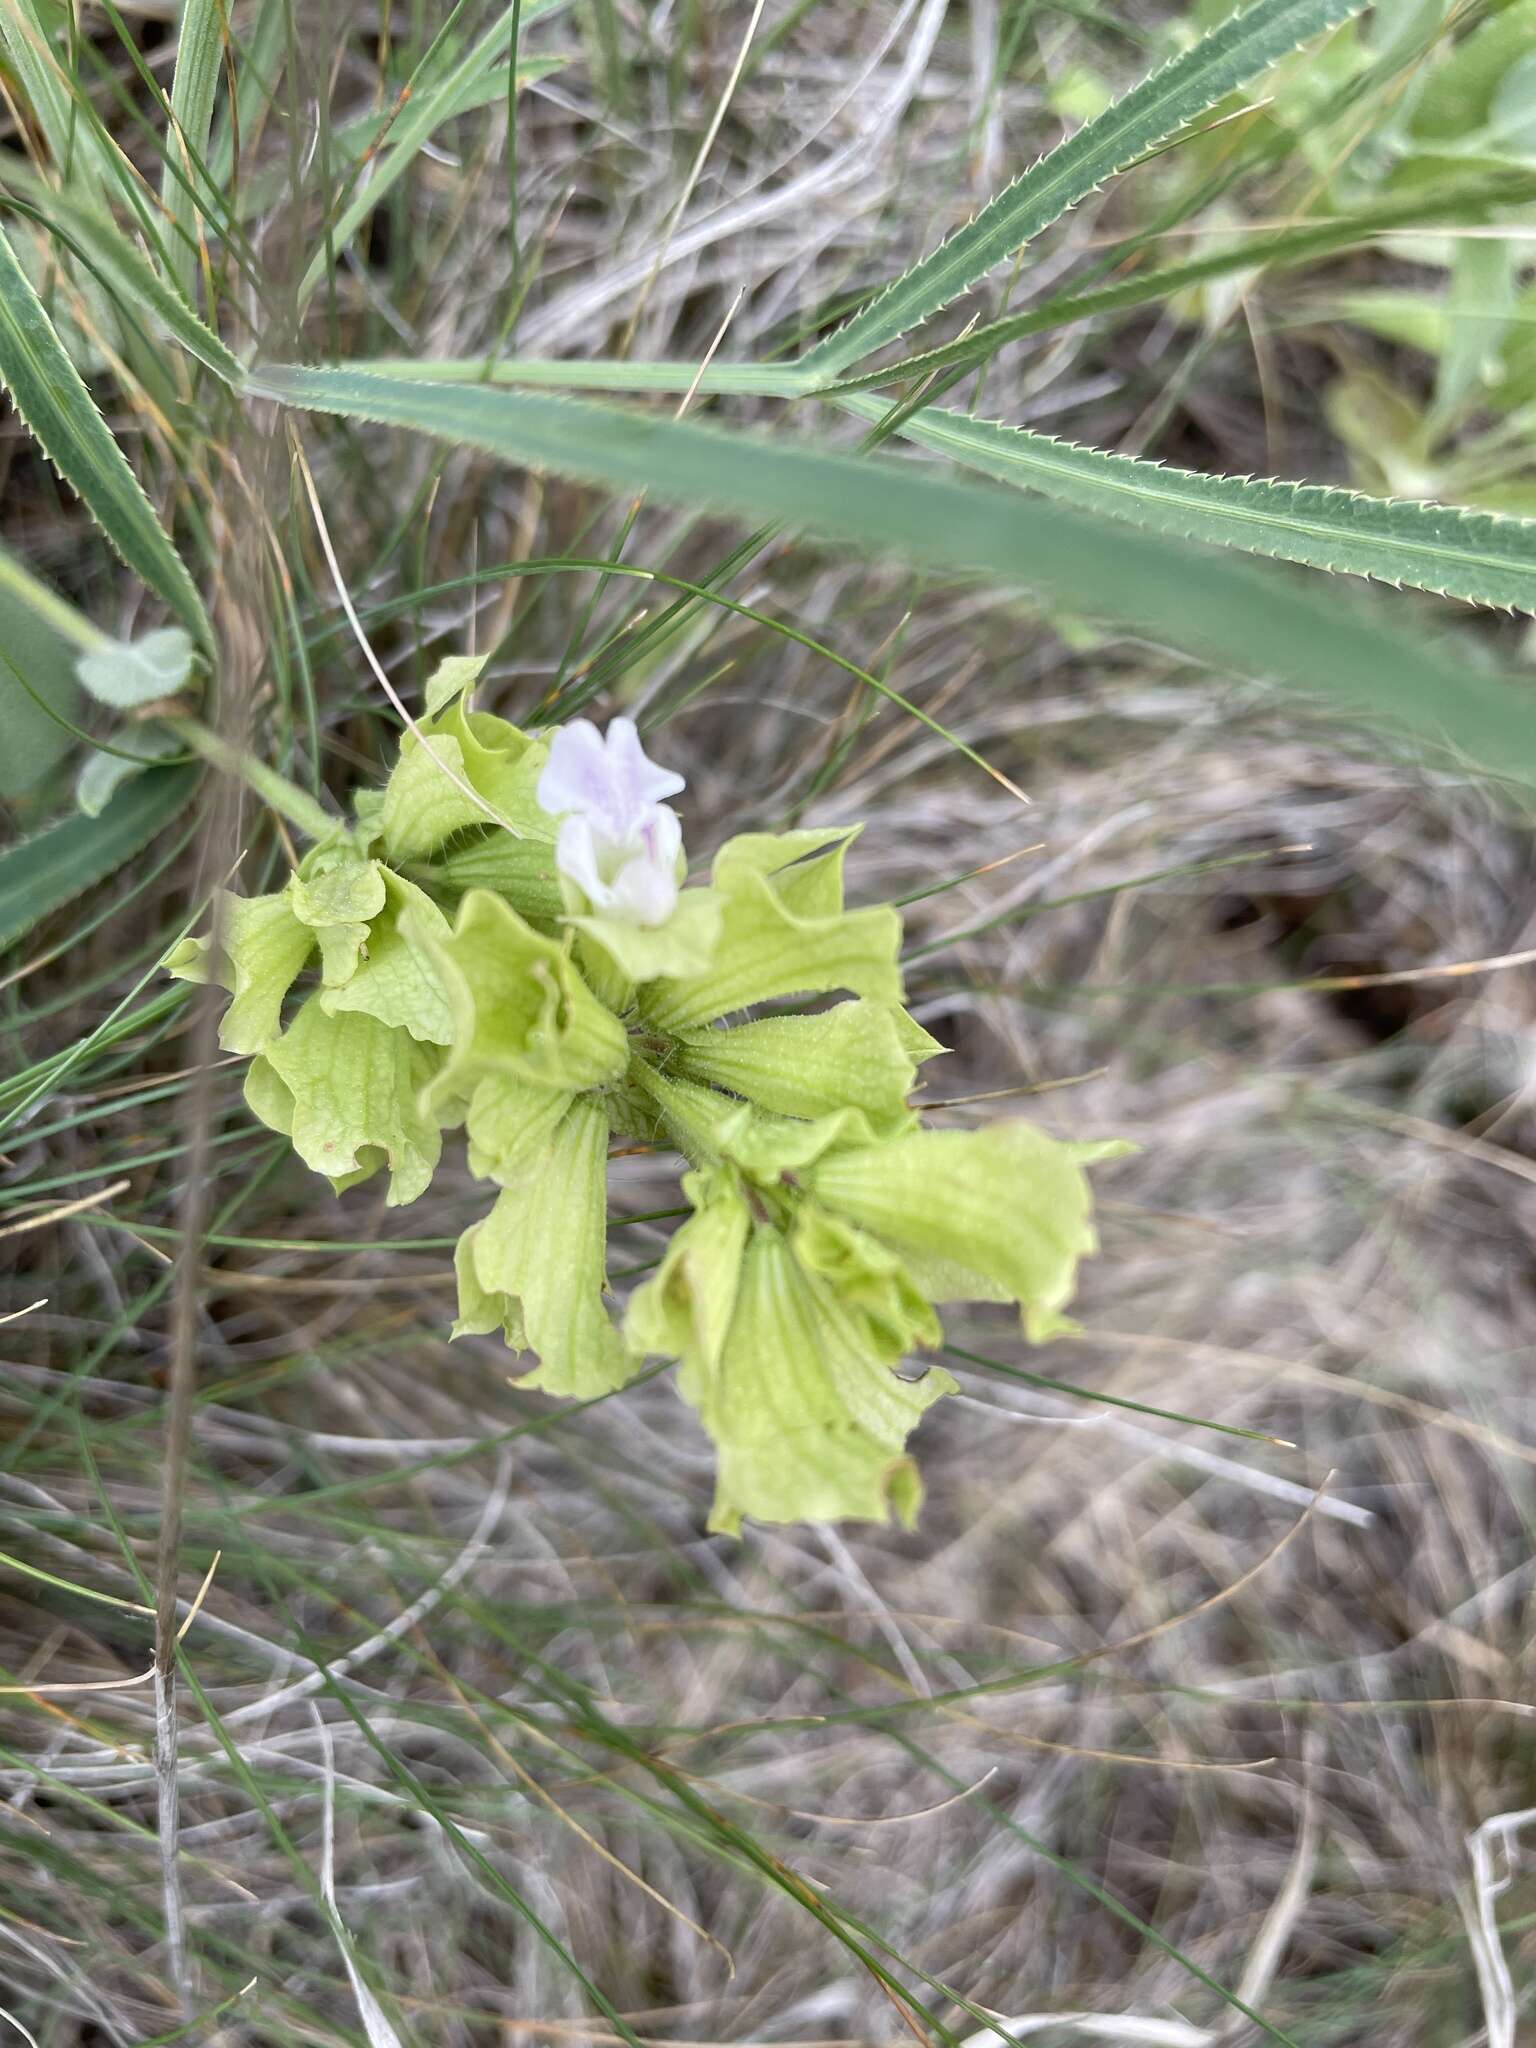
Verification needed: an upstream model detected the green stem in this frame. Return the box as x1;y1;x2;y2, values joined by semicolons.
166;716;338;844
0;549;107;653
626;1057;729;1168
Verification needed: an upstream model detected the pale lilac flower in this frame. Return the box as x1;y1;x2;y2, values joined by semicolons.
537;717;686;928
537;718;683;836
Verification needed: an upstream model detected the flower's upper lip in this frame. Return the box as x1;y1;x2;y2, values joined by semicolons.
536;716;685;836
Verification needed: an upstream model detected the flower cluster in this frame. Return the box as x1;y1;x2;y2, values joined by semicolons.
169;660;1123;1533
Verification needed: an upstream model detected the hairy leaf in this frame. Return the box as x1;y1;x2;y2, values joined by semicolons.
77;628;196;707
0;545;89;798
75;725;181;816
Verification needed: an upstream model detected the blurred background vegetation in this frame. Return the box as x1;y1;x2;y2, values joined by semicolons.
3;1;1536;2042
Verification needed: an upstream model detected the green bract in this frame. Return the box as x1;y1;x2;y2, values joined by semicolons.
453;1098;630;1398
168;666;1123;1531
639;828;902;1032
248;999;442;1205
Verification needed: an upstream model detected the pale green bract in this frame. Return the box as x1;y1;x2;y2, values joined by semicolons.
167;661;1123;1531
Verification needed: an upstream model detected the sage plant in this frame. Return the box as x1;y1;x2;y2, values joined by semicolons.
171;666;1123;1532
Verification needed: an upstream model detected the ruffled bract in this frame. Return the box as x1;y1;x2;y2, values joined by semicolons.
169;671;1123;1530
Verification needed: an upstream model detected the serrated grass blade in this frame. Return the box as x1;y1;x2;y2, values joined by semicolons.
0;222;210;642
248;363;1536;787
3;179;244;382
0;0;107;186
0;2;171;235
838;393;1536;612
800;0;1369;377
824;171;1536;395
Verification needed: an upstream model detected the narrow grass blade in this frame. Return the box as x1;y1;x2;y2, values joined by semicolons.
258;1643;649;2047
824;171;1536;395
0;2;164;227
897;1737;1303;2048
799;0;1369;376
162;0;226;300
295;0;570;306
839;393;1536;612
943;1344;1284;1445
0;223;210;641
206;0;288;191
233;54;564;220
0;764;200;955
248;365;1536;787
1;181;243;382
0;0;105;182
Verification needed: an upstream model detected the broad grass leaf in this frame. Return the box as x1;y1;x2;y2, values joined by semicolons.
248;365;1536;787
0;763;199;955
